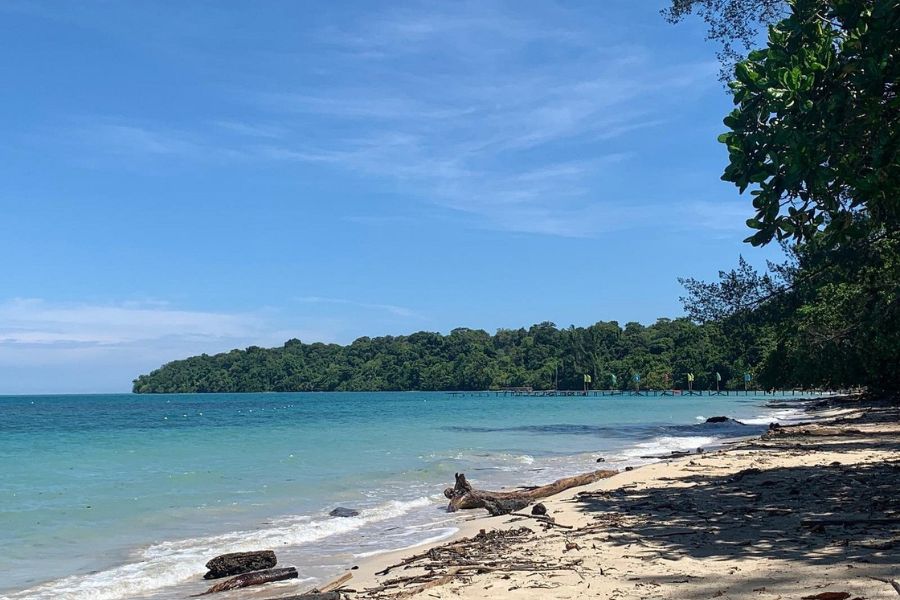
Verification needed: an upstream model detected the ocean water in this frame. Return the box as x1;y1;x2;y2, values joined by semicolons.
0;391;818;600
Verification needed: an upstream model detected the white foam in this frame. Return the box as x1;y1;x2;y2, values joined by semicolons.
620;435;717;460
5;497;434;600
741;408;807;425
354;526;458;558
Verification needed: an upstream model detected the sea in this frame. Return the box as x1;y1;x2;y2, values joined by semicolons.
0;391;820;599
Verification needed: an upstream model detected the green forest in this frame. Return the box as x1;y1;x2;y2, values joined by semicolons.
134;0;898;395
132;318;763;393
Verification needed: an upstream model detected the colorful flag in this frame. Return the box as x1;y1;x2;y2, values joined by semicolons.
610;374;617;385
687;373;695;382
716;372;722;382
583;374;592;383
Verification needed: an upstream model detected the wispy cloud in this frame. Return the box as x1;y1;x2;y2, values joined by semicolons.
0;298;329;392
0;298;264;347
295;296;424;319
40;3;721;237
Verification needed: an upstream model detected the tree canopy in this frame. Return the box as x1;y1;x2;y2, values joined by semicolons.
680;0;900;393
719;0;899;247
132;319;761;393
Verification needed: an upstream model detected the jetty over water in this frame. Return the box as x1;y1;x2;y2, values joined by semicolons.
449;389;845;398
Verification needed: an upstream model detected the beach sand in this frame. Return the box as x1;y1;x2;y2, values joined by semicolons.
237;395;899;600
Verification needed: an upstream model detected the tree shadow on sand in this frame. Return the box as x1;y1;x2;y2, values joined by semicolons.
571;459;900;566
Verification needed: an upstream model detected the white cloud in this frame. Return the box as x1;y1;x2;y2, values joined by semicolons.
0;298;265;347
0;299;302;393
0;297;432;392
295;296;424;319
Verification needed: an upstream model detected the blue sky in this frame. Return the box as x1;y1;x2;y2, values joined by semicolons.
0;1;780;393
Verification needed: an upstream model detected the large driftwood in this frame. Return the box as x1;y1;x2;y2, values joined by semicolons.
443;470;617;513
196;567;298;595
204;550;276;579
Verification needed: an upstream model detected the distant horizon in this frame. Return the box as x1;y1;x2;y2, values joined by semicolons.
0;1;782;394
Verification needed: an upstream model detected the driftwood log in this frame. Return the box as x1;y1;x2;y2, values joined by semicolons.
443;470;617;513
204;550;277;579
197;567;298;595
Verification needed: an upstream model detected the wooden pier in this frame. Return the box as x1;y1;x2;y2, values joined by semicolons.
448;389;841;398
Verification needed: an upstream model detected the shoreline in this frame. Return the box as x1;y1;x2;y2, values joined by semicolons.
2;395;874;600
296;394;899;599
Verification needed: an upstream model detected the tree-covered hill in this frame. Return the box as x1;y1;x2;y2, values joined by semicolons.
132;318;763;393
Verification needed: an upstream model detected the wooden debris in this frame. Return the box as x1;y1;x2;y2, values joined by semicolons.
317;572;353;593
203;550;277;579
870;576;900;596
359;527;583;599
443;470;617;513
196;567;298;595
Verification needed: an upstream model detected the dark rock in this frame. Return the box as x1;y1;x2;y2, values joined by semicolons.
531;502;547;516
596;457;606;463
697;447;705;453
625;466;634;471
329;507;360;518
204;550;277;580
483;497;530;516
705;416;746;425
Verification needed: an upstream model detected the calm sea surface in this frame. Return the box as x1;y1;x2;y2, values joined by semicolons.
0;391;816;599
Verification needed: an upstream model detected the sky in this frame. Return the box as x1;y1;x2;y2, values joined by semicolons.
0;0;782;394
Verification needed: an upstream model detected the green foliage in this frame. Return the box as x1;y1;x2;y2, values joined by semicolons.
720;0;900;246
662;0;786;81
696;0;900;393
132;319;756;393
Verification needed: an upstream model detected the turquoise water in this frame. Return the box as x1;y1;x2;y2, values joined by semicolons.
0;392;814;599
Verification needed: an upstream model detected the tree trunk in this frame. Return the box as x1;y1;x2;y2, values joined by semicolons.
443;470;617;513
198;567;298;595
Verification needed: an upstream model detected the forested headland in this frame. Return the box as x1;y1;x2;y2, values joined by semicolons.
134;0;898;395
131;318;765;393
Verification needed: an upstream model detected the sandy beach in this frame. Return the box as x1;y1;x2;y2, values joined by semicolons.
274;395;900;600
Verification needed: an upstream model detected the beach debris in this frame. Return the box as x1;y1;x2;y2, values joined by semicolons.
329;507;360;518
443;470;617;513
596;457;606;462
267;593;342;600
203;550;277;579
362;527;581;599
869;576;900;596
510;512;574;529
197;567;298;594
318;572;353;593
484;497;530;516
531;502;547;515
800;592;851;600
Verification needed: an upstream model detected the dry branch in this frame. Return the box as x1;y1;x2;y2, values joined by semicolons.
443;470;617;512
195;567;298;595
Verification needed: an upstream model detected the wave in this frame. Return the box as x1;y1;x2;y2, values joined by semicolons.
619;435;718;460
3;497;434;600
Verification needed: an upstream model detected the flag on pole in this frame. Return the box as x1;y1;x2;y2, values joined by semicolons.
744;373;751;382
716;371;722;382
610;374;617;385
583;374;592;384
687;373;695;383
633;373;640;383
